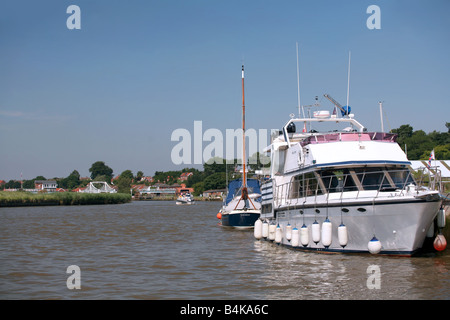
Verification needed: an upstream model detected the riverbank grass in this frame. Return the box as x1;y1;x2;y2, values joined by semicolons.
0;191;131;207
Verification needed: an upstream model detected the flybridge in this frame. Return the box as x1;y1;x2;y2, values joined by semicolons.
281;115;366;147
299;132;398;147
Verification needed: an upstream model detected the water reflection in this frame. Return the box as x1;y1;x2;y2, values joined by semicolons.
252;239;450;299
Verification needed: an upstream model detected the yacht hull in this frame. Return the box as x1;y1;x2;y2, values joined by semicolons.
262;197;441;256
222;209;260;228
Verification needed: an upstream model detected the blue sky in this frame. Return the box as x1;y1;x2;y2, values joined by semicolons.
1;0;449;181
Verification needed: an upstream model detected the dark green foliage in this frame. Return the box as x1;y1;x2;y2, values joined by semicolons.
0;191;131;207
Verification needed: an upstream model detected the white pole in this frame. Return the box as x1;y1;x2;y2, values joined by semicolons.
296;42;303;118
346;51;351;110
379;101;384;132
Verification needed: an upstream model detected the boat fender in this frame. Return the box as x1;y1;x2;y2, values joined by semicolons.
437;208;446;229
338;223;348;248
321;218;332;248
285;223;293;242
312;220;321;244
300;224;309;247
434;234;447;252
262;220;269;239
275;224;282;244
254;219;263;240
268;223;276;241
216;212;222;219
368;236;382;254
291;227;300;247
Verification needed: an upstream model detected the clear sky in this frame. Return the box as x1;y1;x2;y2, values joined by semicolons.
1;0;449;181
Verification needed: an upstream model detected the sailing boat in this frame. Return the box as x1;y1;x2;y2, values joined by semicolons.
220;65;262;228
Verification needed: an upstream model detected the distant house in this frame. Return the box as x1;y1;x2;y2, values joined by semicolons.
174;183;194;195
140;176;154;183
179;172;193;181
72;187;86;193
202;189;226;199
35;180;57;192
135;183;176;196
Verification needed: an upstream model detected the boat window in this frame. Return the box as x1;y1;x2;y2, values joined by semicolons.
262;203;272;214
320;169;361;192
389;169;415;188
355;167;414;190
320;170;342;193
289;172;323;199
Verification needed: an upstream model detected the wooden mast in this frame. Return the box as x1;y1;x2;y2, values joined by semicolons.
242;65;247;190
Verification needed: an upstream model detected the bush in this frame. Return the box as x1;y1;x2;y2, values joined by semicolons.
0;191;131;207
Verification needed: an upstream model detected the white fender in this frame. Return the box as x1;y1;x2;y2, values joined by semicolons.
254;219;263;240
291;227;300;247
262;220;269;238
338;223;348;248
368;236;382;254
321;218;332;248
300;224;309;247
312;220;321;244
285;223;293;241
275;224;282;244
268;223;276;241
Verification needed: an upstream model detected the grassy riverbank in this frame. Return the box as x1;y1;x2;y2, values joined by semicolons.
0;191;131;207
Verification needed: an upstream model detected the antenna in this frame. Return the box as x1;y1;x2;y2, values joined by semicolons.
379;101;384;132
346;51;351;109
296;42;303;118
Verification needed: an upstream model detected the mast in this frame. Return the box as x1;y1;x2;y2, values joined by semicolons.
241;65;247;189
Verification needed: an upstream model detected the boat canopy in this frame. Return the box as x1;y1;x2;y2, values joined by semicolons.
225;178;261;205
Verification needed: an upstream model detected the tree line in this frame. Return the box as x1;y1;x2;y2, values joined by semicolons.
391;122;450;160
2;123;448;194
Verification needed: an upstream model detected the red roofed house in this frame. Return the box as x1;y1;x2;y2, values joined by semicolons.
179;172;193;181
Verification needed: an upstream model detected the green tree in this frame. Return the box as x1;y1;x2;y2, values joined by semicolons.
203;172;226;191
136;171;144;181
89;161;113;181
116;170;133;193
192;181;205;196
22;180;35;189
61;170;81;190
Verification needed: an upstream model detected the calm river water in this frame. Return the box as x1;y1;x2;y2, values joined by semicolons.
0;200;449;300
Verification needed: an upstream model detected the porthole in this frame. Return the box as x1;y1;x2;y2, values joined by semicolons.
357;208;367;213
341;208;349;213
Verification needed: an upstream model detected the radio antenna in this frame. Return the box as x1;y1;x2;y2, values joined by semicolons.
346;51;351;109
296;42;303;118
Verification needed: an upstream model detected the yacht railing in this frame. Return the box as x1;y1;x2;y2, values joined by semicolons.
272;168;417;207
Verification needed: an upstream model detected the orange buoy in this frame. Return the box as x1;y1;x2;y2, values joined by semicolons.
216;212;222;219
433;234;447;252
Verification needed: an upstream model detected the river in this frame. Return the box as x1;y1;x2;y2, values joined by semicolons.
0;201;449;300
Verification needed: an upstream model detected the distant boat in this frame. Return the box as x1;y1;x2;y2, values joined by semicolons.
176;192;195;205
